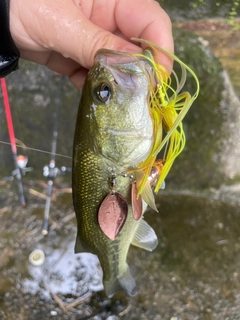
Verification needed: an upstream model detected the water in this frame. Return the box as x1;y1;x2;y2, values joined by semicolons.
1;3;240;319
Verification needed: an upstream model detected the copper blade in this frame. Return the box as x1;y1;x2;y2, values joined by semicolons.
148;166;159;186
131;182;142;221
98;192;128;240
148;159;164;186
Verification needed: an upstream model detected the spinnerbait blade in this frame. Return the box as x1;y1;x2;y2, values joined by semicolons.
98;192;128;240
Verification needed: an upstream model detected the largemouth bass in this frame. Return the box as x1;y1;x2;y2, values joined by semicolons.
72;39;199;297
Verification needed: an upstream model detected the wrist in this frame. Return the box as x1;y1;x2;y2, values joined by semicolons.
0;0;20;77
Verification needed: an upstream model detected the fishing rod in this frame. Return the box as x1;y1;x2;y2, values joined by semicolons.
1;77;32;206
42;75;71;235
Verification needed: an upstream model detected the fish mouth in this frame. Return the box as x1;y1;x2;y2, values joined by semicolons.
96;50;154;92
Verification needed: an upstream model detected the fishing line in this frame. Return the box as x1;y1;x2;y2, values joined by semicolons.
162;138;169;162
0;140;72;159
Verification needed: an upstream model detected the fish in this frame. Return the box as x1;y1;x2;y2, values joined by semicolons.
72;39;199;297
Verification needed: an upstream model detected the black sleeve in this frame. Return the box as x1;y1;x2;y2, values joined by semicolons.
0;0;20;77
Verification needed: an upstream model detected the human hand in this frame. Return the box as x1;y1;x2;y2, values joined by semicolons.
10;0;173;89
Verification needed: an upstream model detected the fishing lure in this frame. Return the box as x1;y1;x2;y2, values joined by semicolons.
97;38;200;238
131;38;200;196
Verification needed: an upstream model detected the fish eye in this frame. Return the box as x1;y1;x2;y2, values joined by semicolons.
94;83;112;104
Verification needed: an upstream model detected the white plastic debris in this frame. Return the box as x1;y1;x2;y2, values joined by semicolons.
29;249;45;266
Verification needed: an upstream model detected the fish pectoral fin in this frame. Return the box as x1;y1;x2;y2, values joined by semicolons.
74;234;86;253
105;265;137;297
131;219;158;252
135;169;158;212
141;182;158;212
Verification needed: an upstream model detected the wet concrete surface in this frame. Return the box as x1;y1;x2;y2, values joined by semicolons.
1;181;240;319
176;20;240;98
158;0;240;22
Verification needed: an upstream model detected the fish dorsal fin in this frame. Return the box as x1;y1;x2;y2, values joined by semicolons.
131;219;158;252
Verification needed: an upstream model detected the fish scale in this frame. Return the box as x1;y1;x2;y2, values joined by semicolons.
73;49;160;297
74;147;139;295
72;40;199;297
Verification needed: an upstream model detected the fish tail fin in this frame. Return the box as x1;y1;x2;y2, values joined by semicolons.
104;265;137;297
74;233;86;253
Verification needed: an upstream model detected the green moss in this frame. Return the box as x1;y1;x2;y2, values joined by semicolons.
166;28;227;189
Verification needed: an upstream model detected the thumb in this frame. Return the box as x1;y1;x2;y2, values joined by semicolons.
53;16;142;69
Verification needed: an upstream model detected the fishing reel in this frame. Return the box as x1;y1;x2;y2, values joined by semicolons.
43;160;71;180
12;155;33;176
